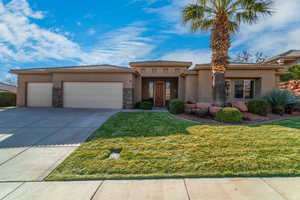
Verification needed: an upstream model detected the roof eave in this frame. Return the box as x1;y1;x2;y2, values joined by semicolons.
129;61;192;68
194;64;286;70
10;69;137;74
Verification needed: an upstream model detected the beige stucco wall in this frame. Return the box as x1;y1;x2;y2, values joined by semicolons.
184;74;198;102
52;72;134;88
16;72;134;107
191;69;278;103
133;74;142;103
137;67;186;77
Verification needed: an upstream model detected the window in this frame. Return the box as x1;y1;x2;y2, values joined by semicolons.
244;80;255;99
234;80;255;99
225;80;231;97
149;81;154;98
165;82;171;100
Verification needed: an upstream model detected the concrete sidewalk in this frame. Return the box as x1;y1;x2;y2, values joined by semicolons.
0;178;299;200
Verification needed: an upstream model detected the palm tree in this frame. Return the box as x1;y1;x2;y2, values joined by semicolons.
183;0;273;106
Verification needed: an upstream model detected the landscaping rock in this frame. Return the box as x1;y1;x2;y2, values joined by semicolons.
196;103;212;108
280;80;300;95
231;101;248;112
193;103;212;117
209;106;222;117
184;104;196;114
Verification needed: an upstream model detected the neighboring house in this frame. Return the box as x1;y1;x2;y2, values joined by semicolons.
0;82;17;93
10;50;300;109
263;50;300;66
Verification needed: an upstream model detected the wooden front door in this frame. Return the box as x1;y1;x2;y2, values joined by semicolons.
155;81;164;107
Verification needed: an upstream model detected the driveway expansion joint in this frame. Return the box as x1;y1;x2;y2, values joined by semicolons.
261;178;289;200
89;181;104;200
0;182;25;200
183;179;191;200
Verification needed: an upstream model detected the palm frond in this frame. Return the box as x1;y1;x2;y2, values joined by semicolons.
191;19;215;32
183;4;215;32
233;0;273;24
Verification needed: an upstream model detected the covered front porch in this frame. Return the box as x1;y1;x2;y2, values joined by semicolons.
142;77;178;107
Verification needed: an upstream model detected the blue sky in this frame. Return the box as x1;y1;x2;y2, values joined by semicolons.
1;0;300;83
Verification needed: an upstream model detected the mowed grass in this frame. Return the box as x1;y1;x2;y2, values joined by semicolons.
46;112;300;180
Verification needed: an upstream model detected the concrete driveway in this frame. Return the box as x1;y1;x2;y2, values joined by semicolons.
0;108;117;182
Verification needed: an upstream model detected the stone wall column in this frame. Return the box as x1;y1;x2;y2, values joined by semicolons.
123;88;134;109
52;82;63;108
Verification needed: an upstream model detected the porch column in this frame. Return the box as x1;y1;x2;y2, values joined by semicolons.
135;76;142;103
178;76;185;101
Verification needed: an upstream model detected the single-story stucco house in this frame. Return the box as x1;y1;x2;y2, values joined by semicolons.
10;50;300;109
0;82;17;93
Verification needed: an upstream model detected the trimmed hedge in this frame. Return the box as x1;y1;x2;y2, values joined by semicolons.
139;101;153;110
215;107;243;123
169;99;184;114
0;92;16;107
247;99;269;116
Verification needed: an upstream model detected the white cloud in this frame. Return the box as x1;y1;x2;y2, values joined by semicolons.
232;0;300;56
0;0;155;67
160;49;211;65
79;25;155;65
144;0;192;34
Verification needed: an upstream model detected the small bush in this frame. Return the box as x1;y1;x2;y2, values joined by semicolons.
139;101;153;110
134;101;141;109
215;107;243;123
169;99;184;114
0;92;16;107
247;99;269;116
263;89;299;114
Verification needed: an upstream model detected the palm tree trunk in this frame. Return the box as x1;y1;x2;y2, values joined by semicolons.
211;14;230;107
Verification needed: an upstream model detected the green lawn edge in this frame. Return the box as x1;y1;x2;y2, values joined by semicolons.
45;112;300;181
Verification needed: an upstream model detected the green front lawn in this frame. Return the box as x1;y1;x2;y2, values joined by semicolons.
46;112;300;181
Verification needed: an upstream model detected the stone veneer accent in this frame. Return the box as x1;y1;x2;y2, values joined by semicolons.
52;86;63;108
123;88;134;109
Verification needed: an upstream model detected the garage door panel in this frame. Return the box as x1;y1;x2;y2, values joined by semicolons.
27;83;53;107
63;82;123;109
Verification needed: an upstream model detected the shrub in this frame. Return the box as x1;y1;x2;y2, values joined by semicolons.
247;99;269;116
0;92;16;107
134;101;141;109
281;64;300;81
169;99;184;114
215;107;243;123
139;101;153;110
263;89;299;114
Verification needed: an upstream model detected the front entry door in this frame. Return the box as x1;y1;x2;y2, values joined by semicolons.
155;81;164;107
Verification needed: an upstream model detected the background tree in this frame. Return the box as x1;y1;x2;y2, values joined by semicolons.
234;50;267;63
183;0;273;106
281;64;300;81
235;50;252;63
254;51;267;63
